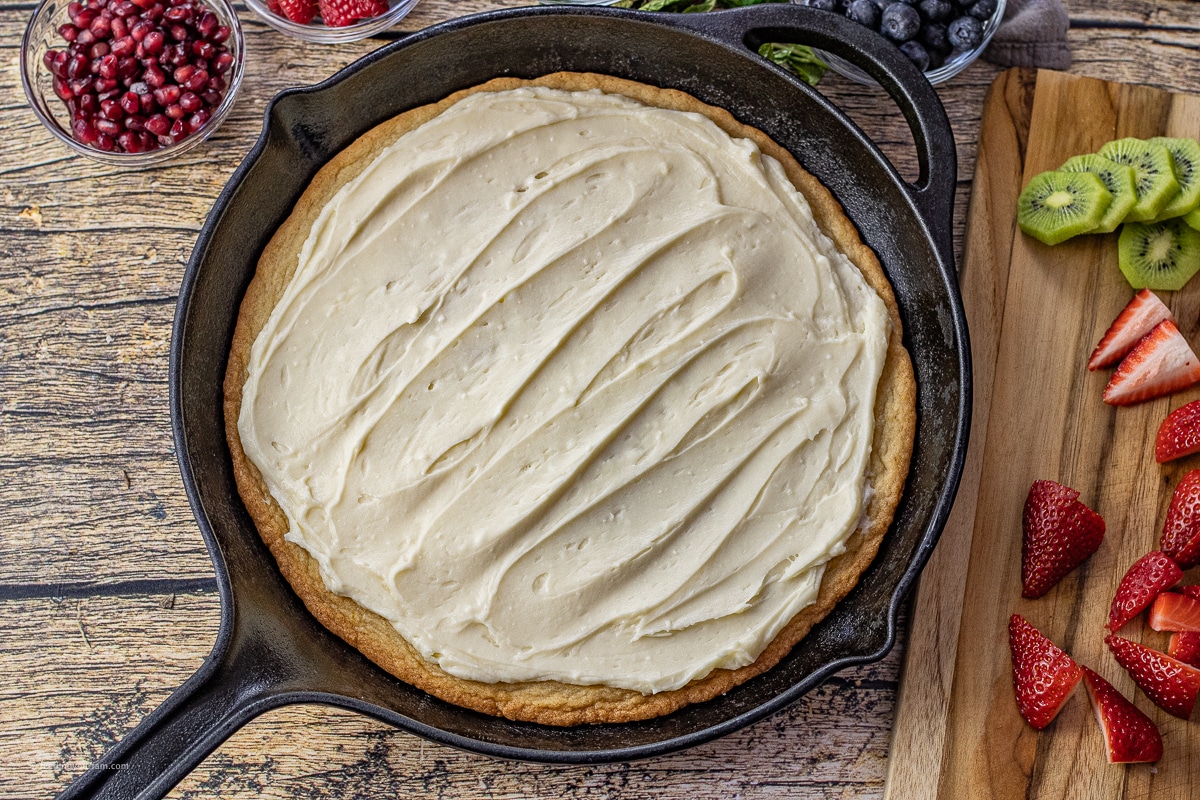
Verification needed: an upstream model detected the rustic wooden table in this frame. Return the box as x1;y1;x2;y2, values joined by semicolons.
3;1;1199;797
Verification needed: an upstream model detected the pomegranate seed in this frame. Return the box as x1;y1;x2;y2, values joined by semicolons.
78;92;99;113
44;49;62;75
100;97;122;119
168;117;185;140
142;29;164;54
153;84;180;104
118;90;140;113
72;118;98;142
110;35;134;56
114;1;136;14
191;39;214;59
124;114;146;130
178;91;201;113
145;3;164;20
186;109;208;133
173;63;194;82
138;131;157;149
98;54;118;79
168;23;188;41
68;1;84;17
73;7;97;27
142;62;165;86
200;89;220;105
95;118;121;136
164;102;184;119
163;5;191;21
117;57;138;78
117;130;139;152
53;77;74;101
196;11;216;36
210;25;229;43
145;113;170;135
93;77;118;93
66;53;88;79
193;57;208;71
95;133;115;150
206;74;224;91
211;52;231;73
58;23;80;41
89;41;109;58
183;68;206;92
76;28;97;46
110;15;127;37
130;18;151;39
130;0;153;9
139;92;156;113
89;16;111;37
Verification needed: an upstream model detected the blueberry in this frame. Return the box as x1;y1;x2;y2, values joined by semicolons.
967;0;997;19
899;40;931;71
918;0;952;21
947;15;983;48
846;0;881;28
800;0;838;11
881;3;921;41
920;21;949;51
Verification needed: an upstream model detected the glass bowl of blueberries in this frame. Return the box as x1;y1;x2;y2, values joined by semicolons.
794;0;1005;85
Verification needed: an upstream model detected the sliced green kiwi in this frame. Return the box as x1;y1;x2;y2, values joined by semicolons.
1149;137;1200;220
1118;218;1200;290
1098;138;1181;222
1186;205;1200;232
1017;170;1112;246
1060;154;1137;233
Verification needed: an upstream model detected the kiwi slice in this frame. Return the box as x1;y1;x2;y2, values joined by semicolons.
1149;137;1200;220
1118;218;1200;290
1061;154;1137;233
1186;205;1200;232
1098;138;1181;221
1018;170;1112;246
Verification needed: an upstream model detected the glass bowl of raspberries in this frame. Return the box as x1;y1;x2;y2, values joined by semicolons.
22;0;245;163
244;0;419;43
794;0;1005;85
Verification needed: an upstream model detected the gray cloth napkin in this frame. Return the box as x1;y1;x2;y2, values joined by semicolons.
983;0;1071;69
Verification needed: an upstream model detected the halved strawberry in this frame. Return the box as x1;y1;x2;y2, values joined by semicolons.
1106;634;1200;719
1009;614;1083;729
1103;319;1200;406
1149;591;1200;632
1089;289;1174;371
1081;666;1163;764
1156;399;1200;463
317;0;387;26
275;0;316;23
1161;470;1200;567
1021;480;1105;599
1108;551;1183;631
1169;632;1200;667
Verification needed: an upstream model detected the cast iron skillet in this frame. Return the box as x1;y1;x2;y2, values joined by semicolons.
58;5;970;798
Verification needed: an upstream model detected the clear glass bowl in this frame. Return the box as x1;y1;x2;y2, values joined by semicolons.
801;0;1006;86
21;0;246;166
242;0;421;44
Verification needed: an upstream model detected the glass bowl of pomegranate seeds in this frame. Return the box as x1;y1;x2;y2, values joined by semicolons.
242;0;419;44
21;0;245;164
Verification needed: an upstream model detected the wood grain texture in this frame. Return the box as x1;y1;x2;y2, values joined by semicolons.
1;0;1199;796
896;70;1200;800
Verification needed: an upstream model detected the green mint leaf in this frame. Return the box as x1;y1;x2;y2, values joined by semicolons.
756;42;827;86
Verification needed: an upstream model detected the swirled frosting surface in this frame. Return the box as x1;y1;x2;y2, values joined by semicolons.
238;86;890;693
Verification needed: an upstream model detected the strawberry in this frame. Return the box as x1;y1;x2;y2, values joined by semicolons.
1081;666;1163;764
1149;591;1200;632
1108;551;1183;631
1179;585;1200;600
1106;634;1200;719
1161;470;1200;567
317;0;387;26
1089;289;1174;371
274;0;316;23
1103;319;1200;406
1169;632;1200;667
1021;480;1105;599
1155;399;1200;462
1009;614;1083;729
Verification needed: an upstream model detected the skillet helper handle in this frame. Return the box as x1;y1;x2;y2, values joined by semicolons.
54;653;275;800
665;4;958;271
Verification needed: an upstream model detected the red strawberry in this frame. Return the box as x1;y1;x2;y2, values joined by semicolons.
1179;585;1200;600
1108;551;1183;631
1106;634;1200;719
1149;591;1200;632
317;0;386;26
1161;470;1200;567
1089;289;1174;371
1021;480;1105;599
1156;399;1200;463
1009;614;1083;729
1103;319;1200;406
274;0;316;23
1169;632;1200;667
1081;666;1163;764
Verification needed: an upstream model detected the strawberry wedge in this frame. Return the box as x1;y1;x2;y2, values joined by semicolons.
1149;592;1200;632
1103;319;1200;406
1161;471;1200;567
1081;666;1163;764
1169;632;1200;667
1156;399;1200;463
1089;289;1174;371
1021;480;1105;599
1010;615;1083;729
1108;551;1183;631
1106;634;1200;719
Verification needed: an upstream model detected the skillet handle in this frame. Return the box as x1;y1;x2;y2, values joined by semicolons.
54;649;282;800
661;4;958;270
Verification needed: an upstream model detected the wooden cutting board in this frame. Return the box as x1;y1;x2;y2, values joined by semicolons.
883;69;1200;800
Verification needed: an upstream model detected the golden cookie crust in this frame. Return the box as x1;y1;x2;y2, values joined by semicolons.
224;72;917;726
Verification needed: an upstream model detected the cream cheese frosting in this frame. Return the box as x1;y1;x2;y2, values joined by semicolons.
238;86;891;694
